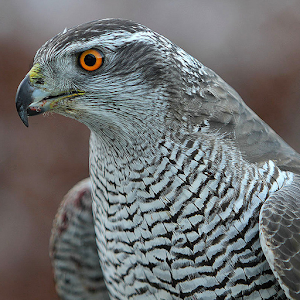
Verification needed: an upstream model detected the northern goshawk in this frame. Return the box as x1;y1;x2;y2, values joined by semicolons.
16;19;300;299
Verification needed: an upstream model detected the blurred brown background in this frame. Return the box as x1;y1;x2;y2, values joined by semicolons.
1;1;300;299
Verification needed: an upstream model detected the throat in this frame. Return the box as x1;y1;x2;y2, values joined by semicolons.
88;119;167;166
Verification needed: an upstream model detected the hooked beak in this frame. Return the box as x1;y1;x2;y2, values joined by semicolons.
15;74;85;127
16;75;37;127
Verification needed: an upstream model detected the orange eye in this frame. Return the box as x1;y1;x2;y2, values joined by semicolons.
79;49;103;71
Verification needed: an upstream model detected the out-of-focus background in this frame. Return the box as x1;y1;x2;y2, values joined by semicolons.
1;1;300;299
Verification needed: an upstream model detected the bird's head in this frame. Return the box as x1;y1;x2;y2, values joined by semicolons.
16;19;193;143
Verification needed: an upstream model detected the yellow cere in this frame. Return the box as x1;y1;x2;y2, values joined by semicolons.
29;63;44;83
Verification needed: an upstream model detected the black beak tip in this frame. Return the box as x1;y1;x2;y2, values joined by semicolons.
15;74;33;127
16;103;29;127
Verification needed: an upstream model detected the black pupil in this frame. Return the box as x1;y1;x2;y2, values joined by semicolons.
84;54;96;66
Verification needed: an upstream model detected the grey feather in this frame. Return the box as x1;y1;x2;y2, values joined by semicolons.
260;174;300;300
50;178;110;300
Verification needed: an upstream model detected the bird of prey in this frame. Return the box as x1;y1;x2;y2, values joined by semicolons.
16;18;300;300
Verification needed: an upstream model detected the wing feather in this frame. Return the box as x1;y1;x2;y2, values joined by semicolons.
260;175;300;300
50;178;110;300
